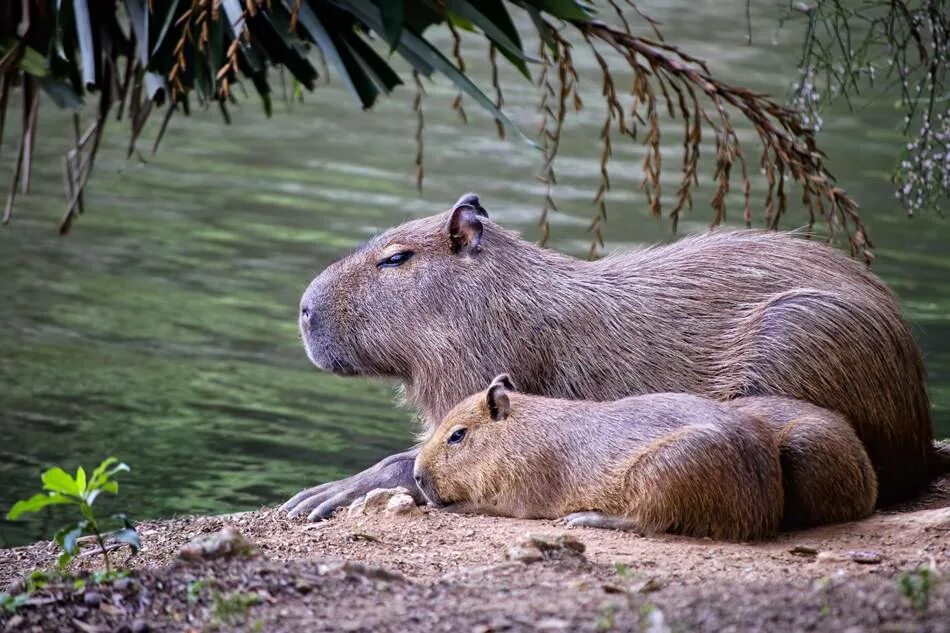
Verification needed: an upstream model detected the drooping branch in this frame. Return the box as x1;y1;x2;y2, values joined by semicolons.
0;0;870;262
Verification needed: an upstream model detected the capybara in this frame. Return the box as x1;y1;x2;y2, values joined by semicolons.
413;375;876;538
286;193;939;520
730;396;878;527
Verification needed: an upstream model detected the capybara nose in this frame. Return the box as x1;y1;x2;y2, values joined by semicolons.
413;474;423;485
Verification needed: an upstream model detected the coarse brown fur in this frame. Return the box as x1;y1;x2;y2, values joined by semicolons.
729;397;878;527
414;378;790;541
299;195;940;506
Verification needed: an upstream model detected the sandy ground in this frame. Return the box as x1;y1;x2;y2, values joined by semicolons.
1;479;948;632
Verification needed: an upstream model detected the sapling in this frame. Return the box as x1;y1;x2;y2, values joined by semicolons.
6;457;140;572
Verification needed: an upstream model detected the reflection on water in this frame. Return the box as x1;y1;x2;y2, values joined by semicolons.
1;2;947;546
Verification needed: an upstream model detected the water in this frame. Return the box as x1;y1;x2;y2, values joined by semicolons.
1;2;947;547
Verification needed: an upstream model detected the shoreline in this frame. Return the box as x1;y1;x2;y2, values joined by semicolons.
1;478;948;632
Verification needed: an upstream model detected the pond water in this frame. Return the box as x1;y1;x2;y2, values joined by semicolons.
1;2;947;546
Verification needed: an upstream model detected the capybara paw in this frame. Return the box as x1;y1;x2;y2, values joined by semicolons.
281;450;422;521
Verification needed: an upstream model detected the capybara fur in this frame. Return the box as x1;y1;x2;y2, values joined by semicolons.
413;375;786;541
299;194;939;506
729;396;877;527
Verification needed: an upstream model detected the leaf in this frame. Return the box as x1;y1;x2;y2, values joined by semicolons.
291;1;380;108
6;492;72;520
85;489;101;506
113;527;141;554
342;33;403;93
42;467;79;495
40;78;83;110
443;0;534;77
18;43;49;77
396;26;537;147
72;0;97;88
54;521;88;555
528;0;592;22
90;457;118;487
375;0;404;50
344;0;534;143
98;481;119;495
75;466;86;495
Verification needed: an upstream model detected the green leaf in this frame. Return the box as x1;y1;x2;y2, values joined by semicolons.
342;33;403;93
291;1;380;108
40;78;83;110
75;466;87;495
19;42;49;77
54;521;87;555
6;492;72;520
90;457;118;487
113;527;141;554
42;467;79;496
375;0;404;50
57;551;74;569
80;503;96;524
528;0;592;22
396;26;537;146
99;481;119;495
443;0;534;78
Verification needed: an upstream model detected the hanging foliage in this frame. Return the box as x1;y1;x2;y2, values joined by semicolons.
0;1;869;261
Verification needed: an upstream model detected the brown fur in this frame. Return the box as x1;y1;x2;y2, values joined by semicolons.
729;397;877;527
300;195;937;505
414;381;790;541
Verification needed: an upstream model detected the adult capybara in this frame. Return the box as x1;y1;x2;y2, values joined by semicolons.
413;375;877;538
285;193;940;520
415;374;785;541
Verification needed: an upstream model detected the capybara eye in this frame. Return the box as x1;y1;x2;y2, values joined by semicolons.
377;250;414;268
447;428;467;445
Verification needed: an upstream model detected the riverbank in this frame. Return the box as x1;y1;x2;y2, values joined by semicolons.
1;478;948;632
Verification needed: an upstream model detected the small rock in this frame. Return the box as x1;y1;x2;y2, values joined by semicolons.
348;487;413;516
385;493;421;516
505;533;585;563
178;526;255;561
83;591;101;607
4;615;24;631
131;619;150;633
789;544;818;557
506;544;544;563
847;550;883;565
535;617;570;631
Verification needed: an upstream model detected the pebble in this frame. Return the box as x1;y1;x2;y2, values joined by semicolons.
789;544;818;557
348;487;420;517
82;591;101;607
505;533;586;563
386;493;421;516
178;526;255;561
846;550;883;564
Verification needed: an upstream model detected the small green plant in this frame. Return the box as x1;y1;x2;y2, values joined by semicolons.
6;457;140;572
187;578;209;604
613;562;632;578
897;567;933;613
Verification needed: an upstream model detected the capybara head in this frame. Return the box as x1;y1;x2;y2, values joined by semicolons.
413;374;516;507
299;193;549;420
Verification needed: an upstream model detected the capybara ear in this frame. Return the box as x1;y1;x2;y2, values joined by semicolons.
488;373;516;392
453;192;488;218
448;203;484;256
486;373;513;421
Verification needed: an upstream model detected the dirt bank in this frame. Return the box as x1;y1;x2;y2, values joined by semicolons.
1;479;948;632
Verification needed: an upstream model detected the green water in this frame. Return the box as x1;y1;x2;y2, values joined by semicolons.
1;2;947;547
